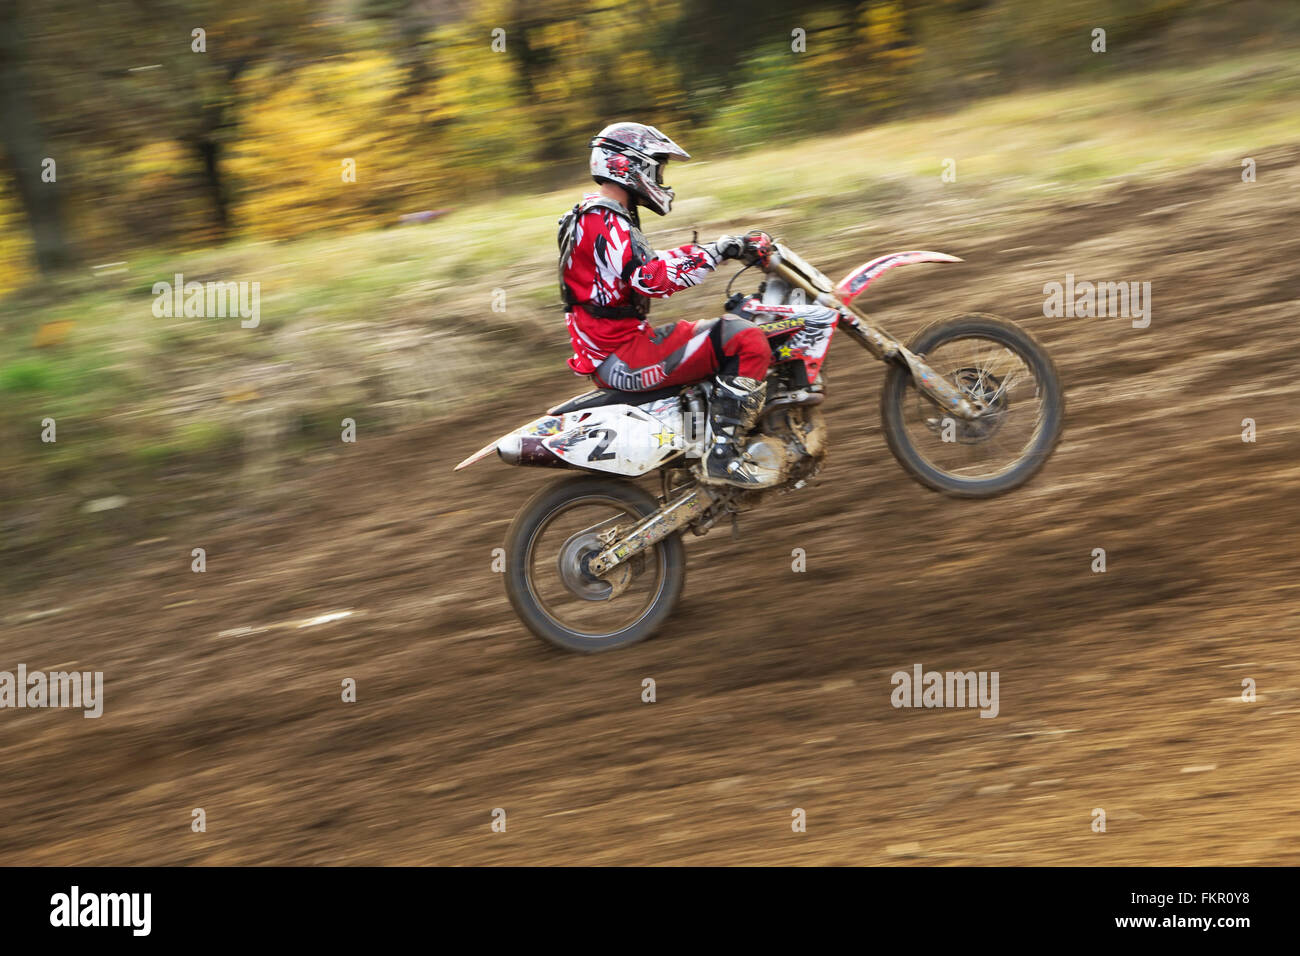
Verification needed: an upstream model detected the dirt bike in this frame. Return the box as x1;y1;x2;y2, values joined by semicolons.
455;239;1064;652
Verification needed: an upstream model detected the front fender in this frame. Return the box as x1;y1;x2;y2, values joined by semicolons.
836;251;962;306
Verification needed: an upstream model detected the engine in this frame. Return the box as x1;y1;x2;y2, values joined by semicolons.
746;404;828;485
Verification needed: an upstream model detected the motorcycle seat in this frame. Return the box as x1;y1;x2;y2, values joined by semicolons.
548;384;684;415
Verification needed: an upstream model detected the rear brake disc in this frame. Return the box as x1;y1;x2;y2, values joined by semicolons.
557;530;632;601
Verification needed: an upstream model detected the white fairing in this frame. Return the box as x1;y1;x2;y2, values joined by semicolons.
454;395;695;475
546;398;689;474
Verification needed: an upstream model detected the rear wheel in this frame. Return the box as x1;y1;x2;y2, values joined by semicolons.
880;314;1063;497
504;476;685;652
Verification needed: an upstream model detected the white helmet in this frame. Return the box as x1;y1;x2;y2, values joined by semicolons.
589;122;690;216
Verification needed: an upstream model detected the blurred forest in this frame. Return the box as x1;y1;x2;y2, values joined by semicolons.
1;0;1297;292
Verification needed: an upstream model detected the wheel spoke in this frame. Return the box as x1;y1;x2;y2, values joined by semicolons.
902;332;1047;482
525;496;667;639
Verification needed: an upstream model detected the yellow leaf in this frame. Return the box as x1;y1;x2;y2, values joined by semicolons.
33;321;75;347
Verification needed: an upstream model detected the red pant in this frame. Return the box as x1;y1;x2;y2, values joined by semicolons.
592;317;771;391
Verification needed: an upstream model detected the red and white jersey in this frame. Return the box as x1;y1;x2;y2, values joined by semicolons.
563;194;720;374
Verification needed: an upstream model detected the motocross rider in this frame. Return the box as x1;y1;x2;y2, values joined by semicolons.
559;121;787;488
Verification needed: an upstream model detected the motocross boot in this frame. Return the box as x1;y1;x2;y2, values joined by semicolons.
700;376;780;489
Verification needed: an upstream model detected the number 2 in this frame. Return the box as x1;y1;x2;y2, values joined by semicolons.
588;428;617;461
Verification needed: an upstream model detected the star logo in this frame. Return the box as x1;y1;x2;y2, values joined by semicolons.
653;429;675;447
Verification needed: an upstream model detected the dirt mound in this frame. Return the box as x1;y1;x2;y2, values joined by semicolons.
2;151;1298;865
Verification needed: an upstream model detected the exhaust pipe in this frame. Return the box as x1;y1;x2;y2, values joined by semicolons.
497;435;570;468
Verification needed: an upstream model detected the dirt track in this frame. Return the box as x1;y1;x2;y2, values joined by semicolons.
2;150;1299;865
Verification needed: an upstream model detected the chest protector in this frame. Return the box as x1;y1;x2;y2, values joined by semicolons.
558;197;653;319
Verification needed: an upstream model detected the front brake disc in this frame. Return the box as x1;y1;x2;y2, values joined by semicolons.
922;367;1008;443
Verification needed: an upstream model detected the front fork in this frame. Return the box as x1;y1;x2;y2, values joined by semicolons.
837;314;984;421
763;253;983;420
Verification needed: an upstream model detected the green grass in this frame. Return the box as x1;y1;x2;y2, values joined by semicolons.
0;358;59;392
129;420;243;467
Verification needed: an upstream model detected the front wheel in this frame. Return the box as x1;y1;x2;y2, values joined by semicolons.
880;314;1064;498
504;475;685;652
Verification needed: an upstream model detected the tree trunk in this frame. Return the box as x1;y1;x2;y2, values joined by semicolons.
194;136;230;236
0;1;72;275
